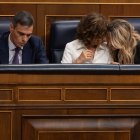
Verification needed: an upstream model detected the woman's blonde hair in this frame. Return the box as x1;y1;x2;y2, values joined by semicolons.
107;19;140;64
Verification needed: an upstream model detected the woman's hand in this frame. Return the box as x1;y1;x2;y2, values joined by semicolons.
111;61;119;64
74;49;95;63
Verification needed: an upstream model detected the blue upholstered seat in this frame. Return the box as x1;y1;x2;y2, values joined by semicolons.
0;17;11;37
125;17;140;33
48;20;80;63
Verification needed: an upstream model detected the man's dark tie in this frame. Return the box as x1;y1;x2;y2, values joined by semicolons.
12;47;21;64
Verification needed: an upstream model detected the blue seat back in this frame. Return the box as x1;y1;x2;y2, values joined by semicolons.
48;20;80;63
125;17;140;33
0;17;11;37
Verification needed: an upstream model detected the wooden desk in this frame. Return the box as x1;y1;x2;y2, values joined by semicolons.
0;64;140;140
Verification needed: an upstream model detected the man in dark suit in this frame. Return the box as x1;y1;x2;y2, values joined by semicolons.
0;10;48;64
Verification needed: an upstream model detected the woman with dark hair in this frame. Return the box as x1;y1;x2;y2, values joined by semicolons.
61;12;113;64
107;19;140;64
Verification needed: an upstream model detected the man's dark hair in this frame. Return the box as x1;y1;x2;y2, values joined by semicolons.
12;11;34;27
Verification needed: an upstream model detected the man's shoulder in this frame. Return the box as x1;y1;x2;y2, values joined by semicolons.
28;35;44;50
28;35;43;47
29;35;42;42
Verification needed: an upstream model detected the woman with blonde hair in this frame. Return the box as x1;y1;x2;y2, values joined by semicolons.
107;19;140;64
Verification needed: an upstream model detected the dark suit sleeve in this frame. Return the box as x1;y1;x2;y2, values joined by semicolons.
134;42;140;64
30;36;49;64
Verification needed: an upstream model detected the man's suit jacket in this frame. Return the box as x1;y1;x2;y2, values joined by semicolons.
0;32;48;64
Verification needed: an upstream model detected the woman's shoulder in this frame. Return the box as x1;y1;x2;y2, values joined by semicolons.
66;39;82;45
65;39;84;49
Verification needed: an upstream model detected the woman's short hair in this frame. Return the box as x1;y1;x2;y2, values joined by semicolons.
76;12;108;46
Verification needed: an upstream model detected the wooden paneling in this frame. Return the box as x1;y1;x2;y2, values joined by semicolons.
111;88;140;101
0;67;140;140
38;132;130;140
0;3;140;139
0;112;12;140
0;89;13;101
99;0;140;2
0;0;140;3
65;88;108;101
18;88;62;101
22;116;140;140
100;4;125;17
101;4;140;17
